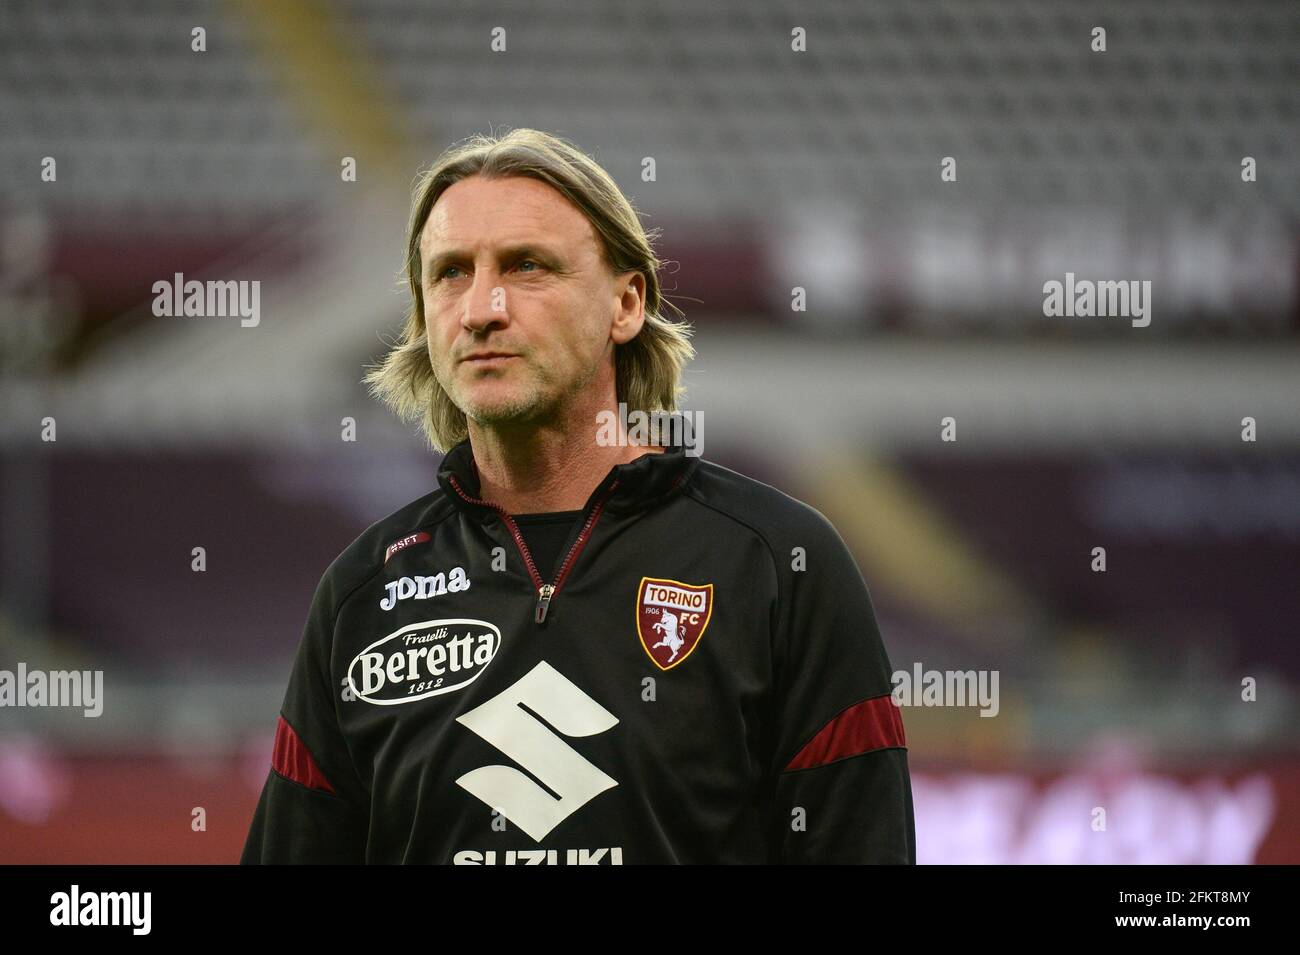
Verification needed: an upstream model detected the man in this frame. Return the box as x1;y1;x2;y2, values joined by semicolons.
241;128;915;864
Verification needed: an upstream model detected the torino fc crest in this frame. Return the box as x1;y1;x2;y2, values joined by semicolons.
636;577;713;671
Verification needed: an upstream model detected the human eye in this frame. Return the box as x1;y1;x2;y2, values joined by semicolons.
514;258;543;273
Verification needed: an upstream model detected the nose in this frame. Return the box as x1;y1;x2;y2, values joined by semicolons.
461;268;508;335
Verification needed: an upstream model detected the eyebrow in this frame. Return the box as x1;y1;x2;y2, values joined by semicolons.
423;243;562;279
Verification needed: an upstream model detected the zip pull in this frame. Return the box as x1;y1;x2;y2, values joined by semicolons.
447;473;616;628
535;584;556;624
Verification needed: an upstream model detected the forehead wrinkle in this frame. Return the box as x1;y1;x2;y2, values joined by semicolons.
420;181;601;267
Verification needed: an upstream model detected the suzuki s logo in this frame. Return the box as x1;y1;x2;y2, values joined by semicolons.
456;661;618;842
636;577;713;670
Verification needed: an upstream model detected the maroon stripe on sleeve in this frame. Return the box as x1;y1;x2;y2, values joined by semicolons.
784;693;907;772
271;715;336;794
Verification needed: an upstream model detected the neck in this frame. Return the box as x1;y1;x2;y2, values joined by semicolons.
467;399;663;514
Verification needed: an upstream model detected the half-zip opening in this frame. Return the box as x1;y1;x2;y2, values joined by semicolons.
447;475;620;625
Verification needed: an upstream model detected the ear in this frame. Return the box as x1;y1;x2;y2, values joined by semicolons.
610;270;646;345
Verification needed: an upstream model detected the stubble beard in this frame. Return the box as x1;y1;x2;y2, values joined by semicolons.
451;357;555;429
439;349;606;434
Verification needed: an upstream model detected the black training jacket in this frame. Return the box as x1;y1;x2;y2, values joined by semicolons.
241;438;915;864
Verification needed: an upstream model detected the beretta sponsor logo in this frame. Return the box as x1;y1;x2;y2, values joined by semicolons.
347;618;500;705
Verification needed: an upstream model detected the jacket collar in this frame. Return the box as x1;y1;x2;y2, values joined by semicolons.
437;437;699;518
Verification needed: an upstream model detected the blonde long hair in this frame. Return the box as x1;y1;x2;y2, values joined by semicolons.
365;128;695;451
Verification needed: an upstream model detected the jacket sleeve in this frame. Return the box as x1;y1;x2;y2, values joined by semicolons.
241;568;370;864
766;506;915;864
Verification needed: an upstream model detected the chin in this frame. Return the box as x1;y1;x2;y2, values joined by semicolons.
461;388;550;426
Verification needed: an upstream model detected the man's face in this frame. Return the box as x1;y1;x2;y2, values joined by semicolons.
419;174;642;430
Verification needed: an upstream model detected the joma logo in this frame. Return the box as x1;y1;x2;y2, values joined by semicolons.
380;567;470;610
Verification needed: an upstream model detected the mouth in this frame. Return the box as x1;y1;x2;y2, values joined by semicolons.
461;352;518;366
